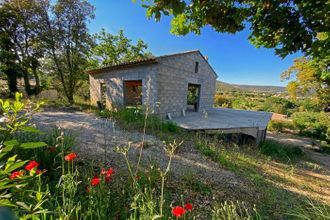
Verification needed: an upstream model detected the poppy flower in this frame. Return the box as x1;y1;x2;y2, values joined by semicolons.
9;171;23;180
185;203;193;211
172;206;186;218
101;168;113;177
25;160;39;171
135;175;141;180
64;152;77;161
91;175;101;186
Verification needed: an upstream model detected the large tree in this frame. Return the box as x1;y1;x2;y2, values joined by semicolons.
281;57;329;110
140;0;329;59
0;0;45;95
39;0;95;104
89;29;153;68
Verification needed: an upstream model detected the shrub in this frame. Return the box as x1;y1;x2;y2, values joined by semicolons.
291;111;329;141
260;140;304;162
268;120;294;132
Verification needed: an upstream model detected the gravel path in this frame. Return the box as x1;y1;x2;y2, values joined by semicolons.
32;108;243;188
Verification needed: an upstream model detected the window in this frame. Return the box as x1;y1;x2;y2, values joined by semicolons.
124;80;142;106
195;62;199;73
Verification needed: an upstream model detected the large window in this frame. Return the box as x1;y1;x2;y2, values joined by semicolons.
124;80;142;106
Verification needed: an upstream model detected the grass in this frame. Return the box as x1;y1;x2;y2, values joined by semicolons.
89;107;329;219
259;140;304;162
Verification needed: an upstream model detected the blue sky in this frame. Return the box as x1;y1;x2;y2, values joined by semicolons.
88;0;301;86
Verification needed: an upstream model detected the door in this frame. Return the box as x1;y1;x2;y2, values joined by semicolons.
187;83;201;112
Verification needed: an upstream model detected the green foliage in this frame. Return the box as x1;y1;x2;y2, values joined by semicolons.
212;201;261;220
259;140;304;162
111;108;179;133
291;111;330;141
0;93;47;208
142;1;328;60
89;29;153;68
262;97;297;115
268;120;294;133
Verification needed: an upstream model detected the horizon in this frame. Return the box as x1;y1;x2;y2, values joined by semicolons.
88;0;302;87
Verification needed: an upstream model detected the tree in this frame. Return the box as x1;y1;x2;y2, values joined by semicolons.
89;29;153;68
0;0;45;95
140;0;329;59
39;0;95;104
281;57;330;110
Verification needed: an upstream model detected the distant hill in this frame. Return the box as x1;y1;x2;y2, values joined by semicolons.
217;81;286;93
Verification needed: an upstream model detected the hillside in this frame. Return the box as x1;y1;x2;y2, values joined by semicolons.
217;81;286;93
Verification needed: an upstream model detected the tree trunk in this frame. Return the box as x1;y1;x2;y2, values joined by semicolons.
22;69;32;96
32;66;41;95
5;68;18;95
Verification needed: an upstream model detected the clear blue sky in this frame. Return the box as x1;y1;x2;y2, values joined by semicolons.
88;0;301;86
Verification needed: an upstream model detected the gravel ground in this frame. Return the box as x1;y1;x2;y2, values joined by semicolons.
32;108;244;188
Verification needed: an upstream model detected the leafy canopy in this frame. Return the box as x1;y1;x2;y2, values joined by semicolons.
139;0;329;59
89;29;153;68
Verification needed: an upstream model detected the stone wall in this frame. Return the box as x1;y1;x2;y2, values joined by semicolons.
89;64;159;112
89;51;217;118
156;52;217;117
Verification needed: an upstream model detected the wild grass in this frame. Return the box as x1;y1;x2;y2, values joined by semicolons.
259;140;304;162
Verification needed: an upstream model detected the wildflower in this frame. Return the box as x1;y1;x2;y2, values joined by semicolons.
184;203;193;211
9;171;23;180
86;186;90;193
172;206;186;218
101;168;113;177
64;152;77;161
135;175;141;180
91;175;101;186
25;160;39;171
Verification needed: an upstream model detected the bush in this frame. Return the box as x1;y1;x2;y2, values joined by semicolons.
268;120;294;132
262;97;297;115
291;111;329;141
260;140;304;162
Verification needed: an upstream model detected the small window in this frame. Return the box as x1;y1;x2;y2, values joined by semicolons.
124;80;142;106
195;62;199;73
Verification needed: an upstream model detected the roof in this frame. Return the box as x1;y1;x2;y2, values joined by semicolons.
87;50;217;77
86;57;157;75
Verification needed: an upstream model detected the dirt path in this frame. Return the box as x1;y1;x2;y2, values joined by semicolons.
267;131;330;170
33;108;243;188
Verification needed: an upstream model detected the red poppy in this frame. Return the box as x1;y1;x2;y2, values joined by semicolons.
172;206;186;218
64;152;77;161
9;171;23;180
135;175;141;180
48;146;57;152
184;203;193;211
25;160;39;171
91;175;101;186
101;168;113;177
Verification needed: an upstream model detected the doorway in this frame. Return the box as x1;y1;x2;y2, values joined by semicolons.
187;83;200;112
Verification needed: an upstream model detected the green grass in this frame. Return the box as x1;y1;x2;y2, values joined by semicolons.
259;140;304;162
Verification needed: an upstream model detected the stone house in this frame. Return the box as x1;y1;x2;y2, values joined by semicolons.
87;50;217;118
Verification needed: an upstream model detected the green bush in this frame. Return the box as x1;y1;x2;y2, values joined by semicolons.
291;111;330;141
260;140;304;162
262;97;297;115
268;120;294;132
